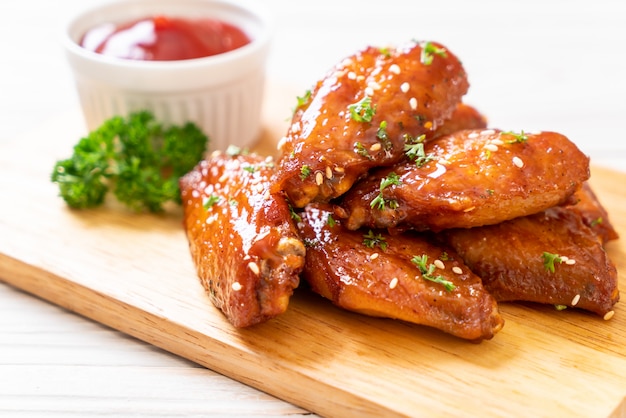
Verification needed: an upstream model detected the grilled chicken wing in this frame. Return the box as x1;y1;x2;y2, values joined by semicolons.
272;40;469;208
569;182;619;244
440;206;619;317
297;203;504;341
340;129;590;232
180;151;306;327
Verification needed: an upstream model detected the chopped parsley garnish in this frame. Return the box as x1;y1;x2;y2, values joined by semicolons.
420;41;447;65
243;165;256;174
294;89;312;113
554;304;568;311
411;254;455;291
501;130;529;144
348;96;376;123
376;120;392;151
203;194;220;210
327;214;337;227
226;144;249;157
370;172;401;210
289;205;302;222
379;47;391;58
542;252;564;273
300;165;312;180
363;230;388;251
590;217;603;227
404;134;433;167
355;142;372;160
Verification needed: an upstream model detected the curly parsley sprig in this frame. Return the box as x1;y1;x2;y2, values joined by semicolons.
51;111;208;212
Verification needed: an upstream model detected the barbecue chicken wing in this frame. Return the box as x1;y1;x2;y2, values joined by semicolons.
272;40;469;208
180;151;306;327
297;203;504;341
440;205;619;317
340;129;590;232
569;182;619;244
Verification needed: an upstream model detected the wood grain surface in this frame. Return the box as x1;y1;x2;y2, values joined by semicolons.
1;87;625;417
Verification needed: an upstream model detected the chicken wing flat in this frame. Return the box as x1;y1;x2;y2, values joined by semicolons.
180;151;306;328
297;203;504;341
440;206;619;317
568;182;619;244
340;129;590;232
272;40;469;208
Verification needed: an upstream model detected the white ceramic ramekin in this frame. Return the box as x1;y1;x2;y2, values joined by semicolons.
63;0;272;151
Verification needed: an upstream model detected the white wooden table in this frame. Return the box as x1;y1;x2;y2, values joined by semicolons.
1;0;625;416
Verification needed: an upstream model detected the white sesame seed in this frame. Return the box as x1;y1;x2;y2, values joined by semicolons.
370;252;379;260
468;132;479;139
347;71;357;80
565;259;576;265
325;166;333;179
400;82;410;93
315;172;324;185
603;310;615;321
560;256;569;262
368;81;381;91
263;190;271;200
389;64;401;74
491;138;504;145
365;87;374;96
334;166;345;174
248;261;260;276
369;143;382;152
232;282;242;291
571;294;581;306
512;156;524;168
389;277;399;289
452;266;463;274
434;259;445;269
409;97;418;110
218;173;229;183
463;206;476;213
484;143;499;152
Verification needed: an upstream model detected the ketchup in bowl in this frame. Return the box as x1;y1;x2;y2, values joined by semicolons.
80;15;251;61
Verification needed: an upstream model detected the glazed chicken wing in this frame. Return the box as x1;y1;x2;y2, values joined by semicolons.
180;151;306;327
568;182;619;244
440;206;619;317
272;40;469;207
340;129;590;232
297;203;504;341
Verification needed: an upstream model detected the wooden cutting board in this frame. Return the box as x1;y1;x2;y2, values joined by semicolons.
1;85;625;418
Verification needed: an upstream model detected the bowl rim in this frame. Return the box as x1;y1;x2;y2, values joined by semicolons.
62;0;273;73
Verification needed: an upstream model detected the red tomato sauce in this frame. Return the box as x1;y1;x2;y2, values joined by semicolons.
80;15;251;61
